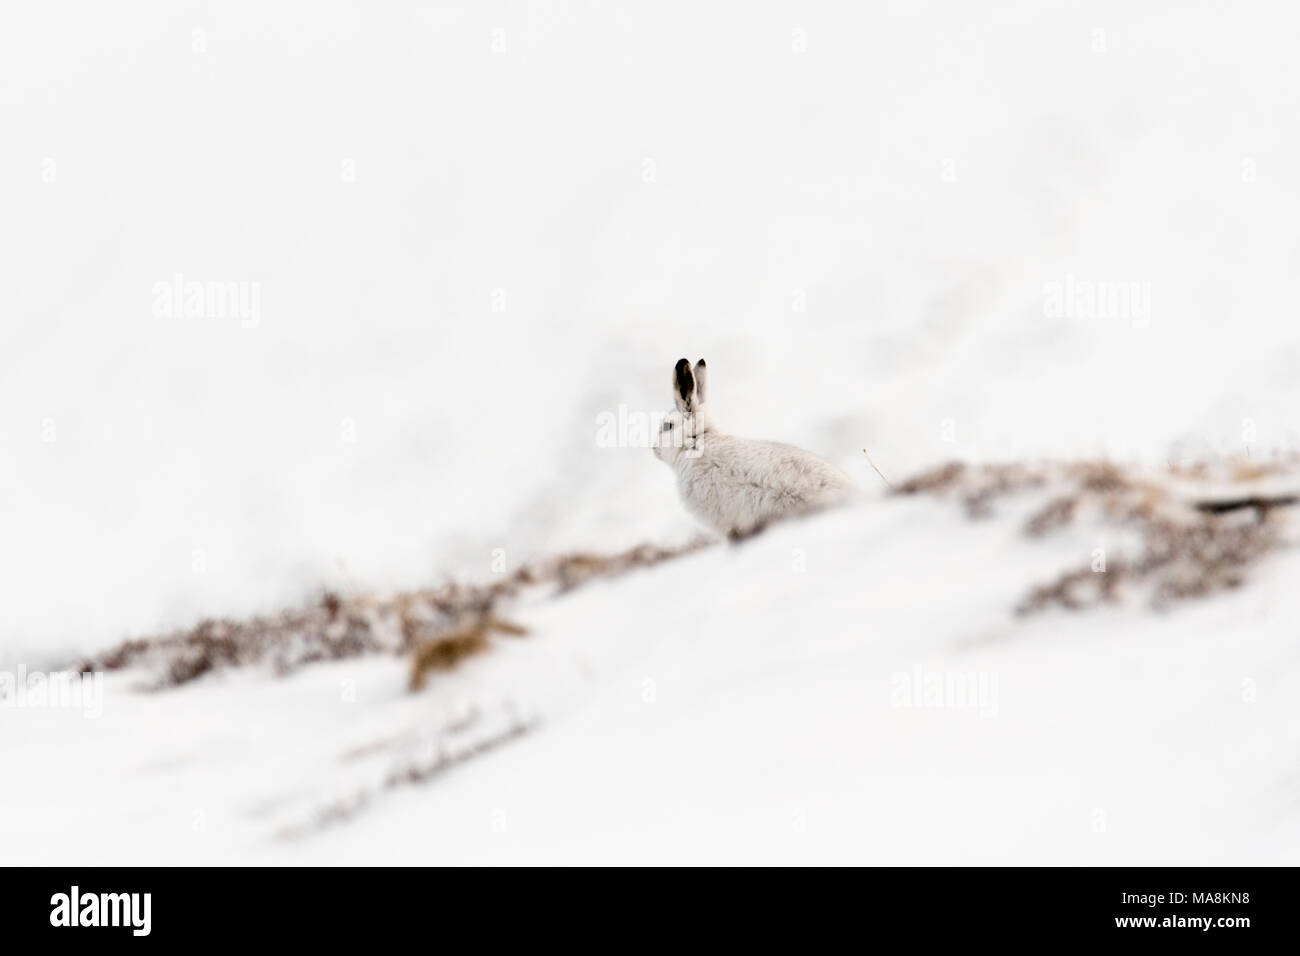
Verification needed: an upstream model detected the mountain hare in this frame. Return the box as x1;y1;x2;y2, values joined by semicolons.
652;358;857;538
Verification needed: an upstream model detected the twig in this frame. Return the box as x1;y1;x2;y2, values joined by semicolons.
1193;494;1299;515
862;448;893;489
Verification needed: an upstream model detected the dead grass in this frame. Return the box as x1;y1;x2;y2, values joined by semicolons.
78;536;712;690
276;714;537;840
898;458;1298;614
1166;452;1300;483
896;460;1053;518
408;615;529;691
80;455;1296;689
381;716;536;788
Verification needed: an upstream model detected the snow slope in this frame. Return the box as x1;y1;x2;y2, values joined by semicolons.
4;484;1297;865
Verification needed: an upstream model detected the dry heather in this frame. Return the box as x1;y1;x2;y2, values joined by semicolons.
76;458;1299;691
897;459;1299;613
278;713;538;840
408;614;529;692
77;537;712;690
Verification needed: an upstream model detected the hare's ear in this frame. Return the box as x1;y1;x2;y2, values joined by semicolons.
692;359;707;405
673;357;696;413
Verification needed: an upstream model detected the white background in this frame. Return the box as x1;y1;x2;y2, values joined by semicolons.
2;2;1298;864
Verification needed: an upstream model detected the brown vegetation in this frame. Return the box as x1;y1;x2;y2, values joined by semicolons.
897;459;1297;614
77;537;712;690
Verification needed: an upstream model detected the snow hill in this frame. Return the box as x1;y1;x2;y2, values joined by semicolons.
4;462;1297;865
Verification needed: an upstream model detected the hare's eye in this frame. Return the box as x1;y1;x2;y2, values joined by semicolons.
662;421;674;432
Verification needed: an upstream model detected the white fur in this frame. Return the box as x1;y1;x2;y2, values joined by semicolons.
652;359;857;537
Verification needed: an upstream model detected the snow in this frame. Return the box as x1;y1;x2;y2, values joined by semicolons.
3;490;1297;864
3;1;1300;863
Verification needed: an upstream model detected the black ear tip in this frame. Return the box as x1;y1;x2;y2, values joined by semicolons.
696;358;706;368
673;358;694;402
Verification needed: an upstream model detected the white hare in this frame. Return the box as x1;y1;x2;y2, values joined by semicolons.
652;358;857;538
